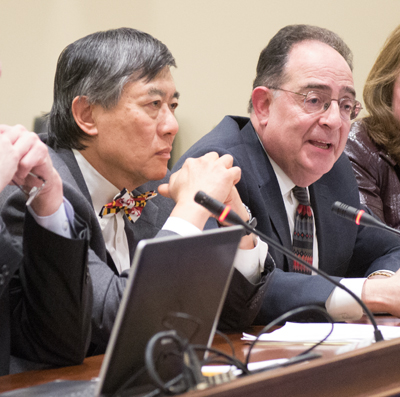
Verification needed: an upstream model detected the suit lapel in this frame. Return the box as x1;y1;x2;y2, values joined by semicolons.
123;217;135;263
123;188;160;262
132;188;160;227
46;136;170;273
53;147;94;207
259;169;293;271
259;174;292;247
243;122;292;269
309;181;336;274
45;140;117;271
310;170;354;276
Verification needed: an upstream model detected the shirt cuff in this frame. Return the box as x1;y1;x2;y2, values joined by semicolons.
163;219;268;284
27;198;73;238
162;216;202;236
233;236;268;284
325;278;365;321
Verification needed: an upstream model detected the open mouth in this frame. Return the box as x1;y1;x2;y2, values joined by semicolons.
310;140;332;150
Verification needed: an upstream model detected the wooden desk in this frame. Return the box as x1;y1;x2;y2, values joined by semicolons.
1;316;400;396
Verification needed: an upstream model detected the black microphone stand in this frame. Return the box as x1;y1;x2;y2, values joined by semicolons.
194;191;384;343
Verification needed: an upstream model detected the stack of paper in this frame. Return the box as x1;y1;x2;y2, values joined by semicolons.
242;322;400;344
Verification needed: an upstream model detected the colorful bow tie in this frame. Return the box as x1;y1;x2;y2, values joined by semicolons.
99;188;157;223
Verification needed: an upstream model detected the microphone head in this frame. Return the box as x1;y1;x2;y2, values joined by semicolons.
331;201;359;222
194;191;247;227
194;190;226;218
194;191;208;206
331;201;390;230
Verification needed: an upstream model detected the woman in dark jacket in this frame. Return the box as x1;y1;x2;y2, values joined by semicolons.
345;25;400;230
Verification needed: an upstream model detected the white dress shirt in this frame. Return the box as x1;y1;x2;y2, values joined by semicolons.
73;150;267;281
163;217;268;283
28;200;72;239
269;157;364;321
74;150;131;274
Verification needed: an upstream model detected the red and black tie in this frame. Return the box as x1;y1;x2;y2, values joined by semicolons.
292;186;313;275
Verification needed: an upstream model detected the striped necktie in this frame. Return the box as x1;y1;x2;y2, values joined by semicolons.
292;186;313;275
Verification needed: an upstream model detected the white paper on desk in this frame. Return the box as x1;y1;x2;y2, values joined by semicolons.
242;322;400;343
201;358;289;376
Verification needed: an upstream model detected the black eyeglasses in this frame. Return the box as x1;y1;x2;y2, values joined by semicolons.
269;87;363;121
12;172;47;206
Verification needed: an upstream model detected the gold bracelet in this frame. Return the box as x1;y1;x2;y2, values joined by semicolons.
367;270;395;279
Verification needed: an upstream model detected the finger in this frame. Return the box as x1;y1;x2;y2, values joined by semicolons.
218;153;234;168
16;148;50;181
201;151;220;161
0;124;13;134
157;183;171;198
229;165;242;185
1;124;30;143
13;136;50;181
0;135;19;189
12;138;40;178
0;132;12;146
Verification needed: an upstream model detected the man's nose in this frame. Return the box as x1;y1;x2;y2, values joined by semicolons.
159;107;179;136
319;100;343;129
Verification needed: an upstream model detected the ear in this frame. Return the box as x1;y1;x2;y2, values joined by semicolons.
71;96;98;136
251;86;273;126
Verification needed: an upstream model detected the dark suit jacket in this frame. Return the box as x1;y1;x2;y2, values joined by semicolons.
0;135;177;355
174;116;400;324
0;205;90;375
1;130;274;350
0;217;22;375
43;136;273;333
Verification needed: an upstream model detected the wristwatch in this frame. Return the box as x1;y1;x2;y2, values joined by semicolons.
242;203;257;234
367;270;394;279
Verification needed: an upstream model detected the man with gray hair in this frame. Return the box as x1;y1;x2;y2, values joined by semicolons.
1;28;271;356
175;24;400;324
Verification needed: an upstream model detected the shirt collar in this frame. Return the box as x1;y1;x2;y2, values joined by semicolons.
253;127;295;198
268;156;296;199
73;149;120;215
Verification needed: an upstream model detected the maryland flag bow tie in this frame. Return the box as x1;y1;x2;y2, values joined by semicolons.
99;188;157;223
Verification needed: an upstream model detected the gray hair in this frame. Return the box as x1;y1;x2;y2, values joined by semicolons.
248;24;353;112
49;27;176;150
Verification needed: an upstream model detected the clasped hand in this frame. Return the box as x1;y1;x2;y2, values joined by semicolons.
0;124;62;216
158;152;246;230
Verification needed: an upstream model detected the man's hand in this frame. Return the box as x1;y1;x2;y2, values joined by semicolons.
0;124;63;216
0;132;20;192
158;152;241;230
362;268;400;317
217;184;256;250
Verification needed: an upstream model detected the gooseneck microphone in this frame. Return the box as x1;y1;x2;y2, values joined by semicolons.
194;191;384;343
332;201;400;237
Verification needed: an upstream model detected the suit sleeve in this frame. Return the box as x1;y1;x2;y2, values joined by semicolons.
2;188;92;367
1;183;123;357
0;218;22;299
254;269;338;324
173;151;275;331
254;207;400;325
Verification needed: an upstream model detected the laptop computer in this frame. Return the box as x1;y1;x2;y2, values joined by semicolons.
1;226;244;397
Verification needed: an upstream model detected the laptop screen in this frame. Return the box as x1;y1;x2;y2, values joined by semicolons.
97;226;244;396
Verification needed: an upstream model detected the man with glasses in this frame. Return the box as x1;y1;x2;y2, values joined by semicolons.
174;24;400;323
0;124;91;375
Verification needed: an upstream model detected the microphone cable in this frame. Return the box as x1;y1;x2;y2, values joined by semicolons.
141;324;324;397
194;191;384;343
245;305;332;368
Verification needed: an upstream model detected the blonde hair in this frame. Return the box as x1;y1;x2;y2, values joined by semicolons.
363;25;400;163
